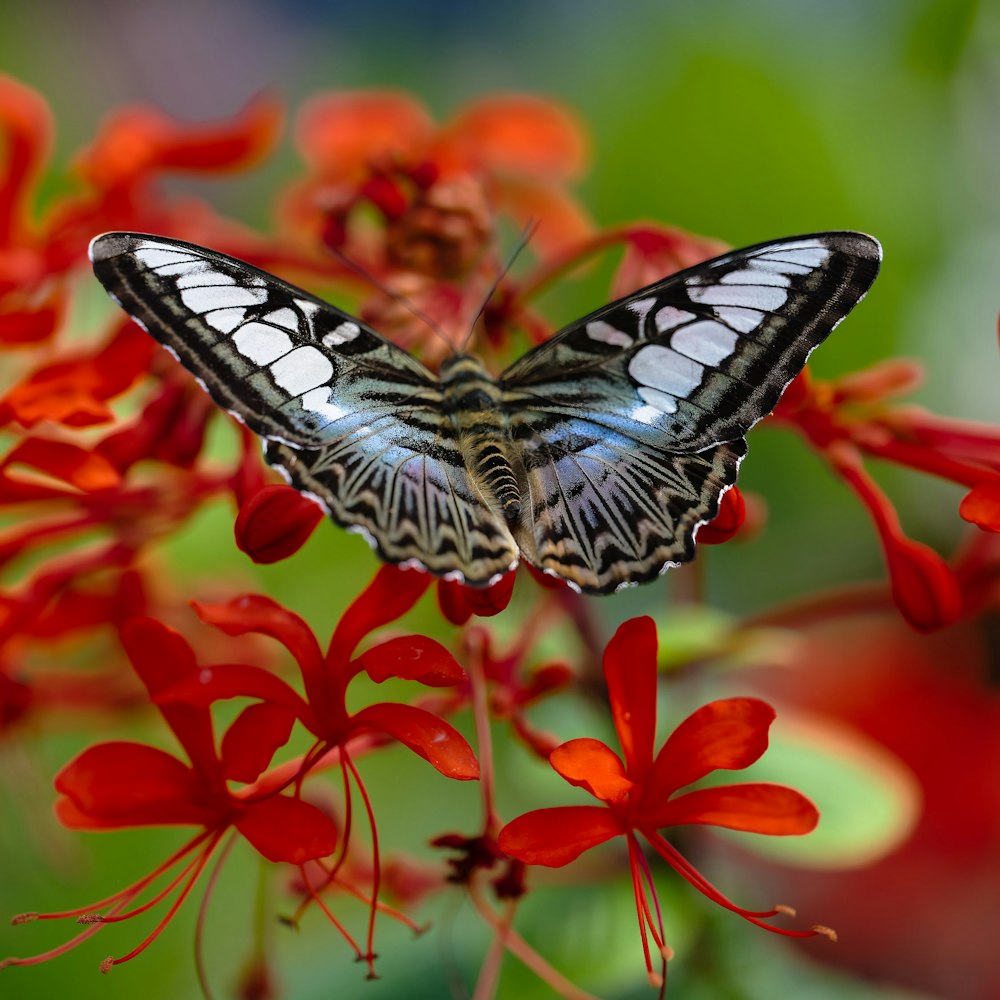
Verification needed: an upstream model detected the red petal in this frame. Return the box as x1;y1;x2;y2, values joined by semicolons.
830;442;961;631
464;571;516;617
0;300;62;346
352;702;479;779
329;565;432;660
644;782;819;835
697;485;746;545
192;595;323;677
359;635;466;687
76;94;281;187
960;481;1000;532
496;179;593;259
296;91;432;175
54;742;213;828
120;618;219;780
157;662;314;728
235;795;337;863
234;484;324;563
498;806;622;867
549;738;633;803
884;536;963;632
611;225;728;300
2;438;121;492
0;75;53;241
436;571;516;623
603;616;658;780
644;698;776;805
221;702;297;783
436;578;473;625
438;95;588;179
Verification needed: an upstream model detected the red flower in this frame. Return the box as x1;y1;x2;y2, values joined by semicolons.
163;567;478;781
286;90;591;271
771;361;998;631
154;566;479;974
498;616;825;987
3;617;337;973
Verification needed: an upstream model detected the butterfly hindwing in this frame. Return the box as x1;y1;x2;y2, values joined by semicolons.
500;233;880;591
90;233;517;583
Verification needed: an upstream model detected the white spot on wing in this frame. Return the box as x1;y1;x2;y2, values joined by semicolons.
233;322;294;365
181;285;268;313
671;321;739;365
761;243;829;267
637;386;678;412
712;306;765;334
655;306;695;332
322;321;361;347
721;268;789;287
206;307;247;334
135;247;199;269
586;320;632;348
688;283;787;311
265;307;299;331
300;386;346;423
270;346;334;396
175;268;236;289
628;344;703;398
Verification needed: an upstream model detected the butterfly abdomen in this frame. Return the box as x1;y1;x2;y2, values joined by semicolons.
440;355;522;520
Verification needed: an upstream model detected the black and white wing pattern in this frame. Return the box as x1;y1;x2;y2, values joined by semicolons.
89;233;518;582
90;230;880;595
499;233;881;592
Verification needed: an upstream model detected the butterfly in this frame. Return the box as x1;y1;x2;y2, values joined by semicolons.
90;231;880;594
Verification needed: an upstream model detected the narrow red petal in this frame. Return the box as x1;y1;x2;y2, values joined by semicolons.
644;698;775;805
549;738;633;803
192;595;324;678
329;565;432;660
234;484;324;564
645;782;819;834
221;702;298;784
120;618;219;780
603;616;658;780
498;806;622;867
156;662;313;728
352;702;479;780
235;795;337;863
358;635;465;687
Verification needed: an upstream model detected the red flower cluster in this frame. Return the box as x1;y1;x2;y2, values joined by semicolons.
4;566;476;977
2;75;998;1000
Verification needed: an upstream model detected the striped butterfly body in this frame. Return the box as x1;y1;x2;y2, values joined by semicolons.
90;231;880;594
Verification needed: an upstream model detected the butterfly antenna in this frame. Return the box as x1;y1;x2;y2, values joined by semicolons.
330;248;455;351
459;218;539;353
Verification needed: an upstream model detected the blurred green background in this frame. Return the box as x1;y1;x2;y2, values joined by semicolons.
1;1;996;998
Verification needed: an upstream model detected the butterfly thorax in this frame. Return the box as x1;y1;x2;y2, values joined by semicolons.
439;354;522;521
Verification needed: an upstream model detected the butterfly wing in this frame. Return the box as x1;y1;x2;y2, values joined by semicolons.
90;233;517;582
501;232;881;592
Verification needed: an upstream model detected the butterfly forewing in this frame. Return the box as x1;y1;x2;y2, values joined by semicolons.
501;233;881;450
90;233;518;583
91;230;880;594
